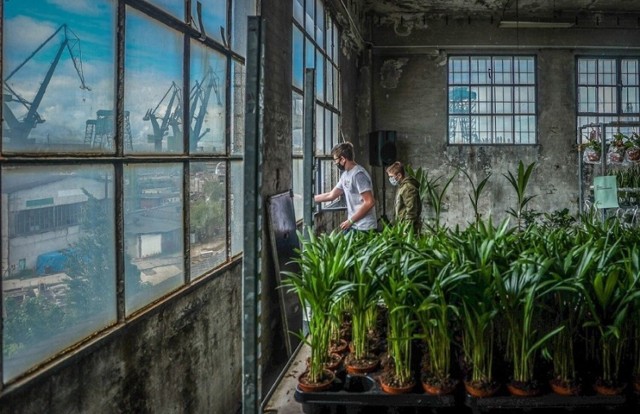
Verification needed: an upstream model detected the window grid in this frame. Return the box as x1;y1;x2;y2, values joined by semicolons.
577;56;640;141
292;0;340;219
448;55;537;145
1;0;246;383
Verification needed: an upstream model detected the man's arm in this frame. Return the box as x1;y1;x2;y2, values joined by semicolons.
315;187;343;203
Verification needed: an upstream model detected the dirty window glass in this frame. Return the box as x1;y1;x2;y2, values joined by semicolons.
125;7;184;154
448;55;536;145
192;0;226;44
2;0;115;153
2;165;116;383
124;164;184;315
190;42;226;154
190;161;227;279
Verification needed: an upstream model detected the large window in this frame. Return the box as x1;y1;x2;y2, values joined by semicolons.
577;57;640;138
292;0;341;220
448;56;537;145
1;0;252;384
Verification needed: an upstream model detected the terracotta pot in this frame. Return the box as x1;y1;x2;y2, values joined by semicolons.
323;353;343;371
421;378;458;395
379;376;416;394
345;355;379;375
464;380;500;398
297;369;335;393
506;381;541;397
329;338;349;355
593;380;626;396
549;378;581;396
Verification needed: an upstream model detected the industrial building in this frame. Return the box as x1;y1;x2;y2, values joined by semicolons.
2;1;640;413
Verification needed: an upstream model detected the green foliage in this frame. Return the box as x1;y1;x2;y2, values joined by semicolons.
503;161;537;230
461;169;491;226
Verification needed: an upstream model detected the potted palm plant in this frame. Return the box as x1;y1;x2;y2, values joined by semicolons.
343;231;382;374
494;251;565;396
455;220;513;397
282;229;353;391
413;232;468;395
582;225;640;395
377;226;419;393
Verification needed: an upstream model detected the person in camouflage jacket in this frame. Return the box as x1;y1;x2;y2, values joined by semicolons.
386;161;422;233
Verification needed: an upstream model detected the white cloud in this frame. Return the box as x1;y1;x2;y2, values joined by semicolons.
46;0;102;16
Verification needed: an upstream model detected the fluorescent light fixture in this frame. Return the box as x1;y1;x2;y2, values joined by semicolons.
499;20;574;29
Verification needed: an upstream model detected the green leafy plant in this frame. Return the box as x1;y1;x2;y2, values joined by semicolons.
423;171;457;232
412;232;468;390
377;225;419;387
282;229;352;384
503;161;537;231
461;169;491;226
494;251;565;388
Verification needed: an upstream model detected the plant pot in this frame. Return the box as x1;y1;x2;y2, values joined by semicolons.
379;372;416;394
585;149;601;163
330;338;349;355
421;374;458;395
344;354;379;375
323;353;343;371
464;380;500;398
297;369;335;393
506;380;541;397
593;379;626;396
627;148;640;162
608;150;625;164
549;378;581;396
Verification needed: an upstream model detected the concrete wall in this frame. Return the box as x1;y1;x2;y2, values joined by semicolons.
368;17;640;227
0;265;242;414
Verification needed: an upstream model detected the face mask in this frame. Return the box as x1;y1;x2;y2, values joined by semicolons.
388;176;398;186
336;162;345;172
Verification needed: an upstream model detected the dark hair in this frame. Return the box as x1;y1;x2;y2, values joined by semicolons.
331;142;354;161
386;161;405;176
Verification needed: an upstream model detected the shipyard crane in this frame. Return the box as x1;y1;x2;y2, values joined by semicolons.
143;82;182;151
2;24;90;145
144;66;221;152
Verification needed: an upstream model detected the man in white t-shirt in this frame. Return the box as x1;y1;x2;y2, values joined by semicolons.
314;142;377;231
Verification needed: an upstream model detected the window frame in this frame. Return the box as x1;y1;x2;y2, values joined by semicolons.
1;0;247;384
447;54;538;145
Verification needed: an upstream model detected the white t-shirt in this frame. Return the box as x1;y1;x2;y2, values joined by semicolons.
336;164;377;230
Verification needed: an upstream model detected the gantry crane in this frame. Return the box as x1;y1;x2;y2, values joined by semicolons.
143;66;222;152
2;24;90;146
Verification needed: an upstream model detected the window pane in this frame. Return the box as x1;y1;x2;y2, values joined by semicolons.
493;116;513;143
305;0;315;35
190;42;226;153
470;57;490;84
622;87;639;113
232;0;255;55
622;59;639;86
472;86;491;113
474;116;492;143
146;0;183;19
449;57;469;84
190;161;226;279
305;37;315;69
515;115;536;144
293;91;303;154
2;1;115;153
292;27;304;89
231;60;246;155
2;165;116;382
578;86;597;112
315;0;325;46
514;57;535;84
492;57;512;84
332;112;339;146
514;86;535;113
598;86;617;113
124;164;184;315
332;22;339;63
316;51;325;102
324;108;332;154
326;62;334;105
316;104;324;154
294;0;304;25
193;0;226;44
292;158;303;221
493;86;513;113
230;160;244;256
598;59;616;85
125;7;183;154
